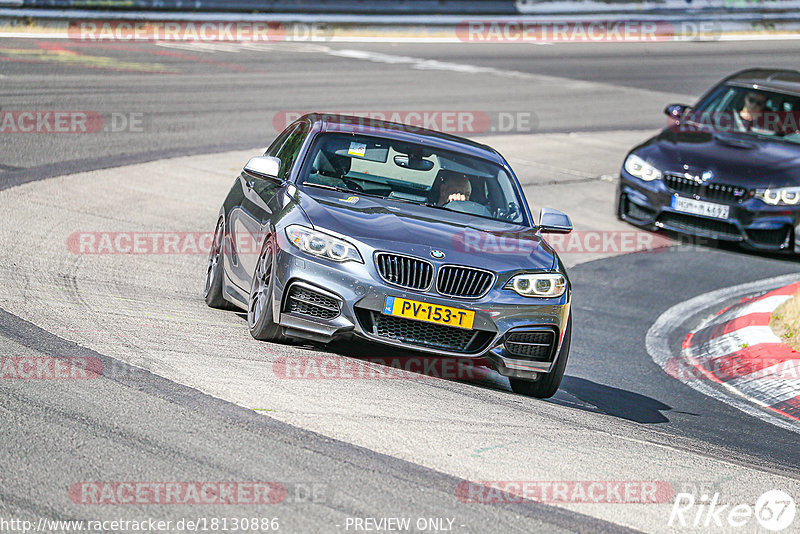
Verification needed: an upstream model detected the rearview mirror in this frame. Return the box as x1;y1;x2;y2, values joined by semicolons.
538;208;572;234
394;154;435;171
244;156;281;179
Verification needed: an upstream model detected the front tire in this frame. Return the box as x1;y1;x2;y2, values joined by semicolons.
509;313;572;399
247;240;286;342
204;217;229;308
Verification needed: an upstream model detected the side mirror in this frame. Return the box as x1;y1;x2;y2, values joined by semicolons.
538;207;572;234
664;104;690;118
244;156;281;179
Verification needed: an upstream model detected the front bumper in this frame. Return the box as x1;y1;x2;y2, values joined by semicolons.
617;169;800;253
269;235;570;378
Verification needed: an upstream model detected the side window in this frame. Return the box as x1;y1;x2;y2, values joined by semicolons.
265;126;294;157
275;124;307;179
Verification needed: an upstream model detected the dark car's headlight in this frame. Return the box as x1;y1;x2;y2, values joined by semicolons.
755;187;800;206
285;225;363;263
624;154;663;182
506;273;566;298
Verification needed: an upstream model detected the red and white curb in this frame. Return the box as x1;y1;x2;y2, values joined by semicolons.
647;274;800;434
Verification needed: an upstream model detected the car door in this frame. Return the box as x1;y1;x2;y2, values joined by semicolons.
230;123;307;287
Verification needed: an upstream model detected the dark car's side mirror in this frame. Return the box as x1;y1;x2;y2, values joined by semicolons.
538;207;572;234
244;156;281;180
664;104;690;118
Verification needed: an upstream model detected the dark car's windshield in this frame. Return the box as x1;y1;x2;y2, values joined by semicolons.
298;132;526;224
686;83;800;144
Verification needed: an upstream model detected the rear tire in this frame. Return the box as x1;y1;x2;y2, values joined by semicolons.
247;240;286;342
509;313;572;399
204;217;230;309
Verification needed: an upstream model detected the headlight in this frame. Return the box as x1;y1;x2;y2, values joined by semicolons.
285;225;363;263
506;273;566;298
624;154;662;182
755;187;800;206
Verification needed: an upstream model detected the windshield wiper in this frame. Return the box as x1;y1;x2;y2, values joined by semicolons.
303;182;359;195
422;202;452;212
302;182;391;201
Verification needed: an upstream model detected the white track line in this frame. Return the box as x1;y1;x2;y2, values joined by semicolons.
683;325;783;361
646;273;800;434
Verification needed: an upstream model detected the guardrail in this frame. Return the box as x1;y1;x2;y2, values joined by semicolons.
3;0;800;24
10;0;800;13
14;0;520;14
517;0;800;13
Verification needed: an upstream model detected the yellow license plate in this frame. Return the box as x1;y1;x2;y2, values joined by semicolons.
382;296;475;330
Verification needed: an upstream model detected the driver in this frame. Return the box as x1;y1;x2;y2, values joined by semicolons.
735;91;768;132
437;171;472;206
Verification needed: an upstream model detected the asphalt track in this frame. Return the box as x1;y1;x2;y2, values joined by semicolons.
1;37;800;533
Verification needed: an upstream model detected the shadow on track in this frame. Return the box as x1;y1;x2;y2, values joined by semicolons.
239;320;676;424
558;376;672;424
235;312;678;422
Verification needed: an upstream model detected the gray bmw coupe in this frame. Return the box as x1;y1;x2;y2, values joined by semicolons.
204;114;573;398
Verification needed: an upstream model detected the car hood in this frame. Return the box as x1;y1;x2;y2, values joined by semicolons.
295;186;556;271
635;129;800;188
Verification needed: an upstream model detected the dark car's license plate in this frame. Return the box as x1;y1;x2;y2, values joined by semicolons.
383;296;475;329
671;196;730;220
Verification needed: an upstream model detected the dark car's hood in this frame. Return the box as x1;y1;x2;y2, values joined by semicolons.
295;186;556;271
635;129;800;188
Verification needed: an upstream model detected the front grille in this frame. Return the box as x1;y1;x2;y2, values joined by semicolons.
285;284;340;320
436;266;495;298
746;227;792;248
504;330;556;361
376;253;434;291
663;173;748;204
657;212;742;240
358;310;493;354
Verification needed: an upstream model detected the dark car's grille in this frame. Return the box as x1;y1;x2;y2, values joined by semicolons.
746;227;792;248
663;173;748;204
375;253;434;291
436;266;495;298
657;212;742;240
285;284;340;320
357;310;493;354
504;330;557;362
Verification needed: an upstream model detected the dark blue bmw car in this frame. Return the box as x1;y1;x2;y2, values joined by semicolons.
617;68;800;253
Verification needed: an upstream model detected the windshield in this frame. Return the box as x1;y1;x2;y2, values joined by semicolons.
298;133;527;224
685;83;800;144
